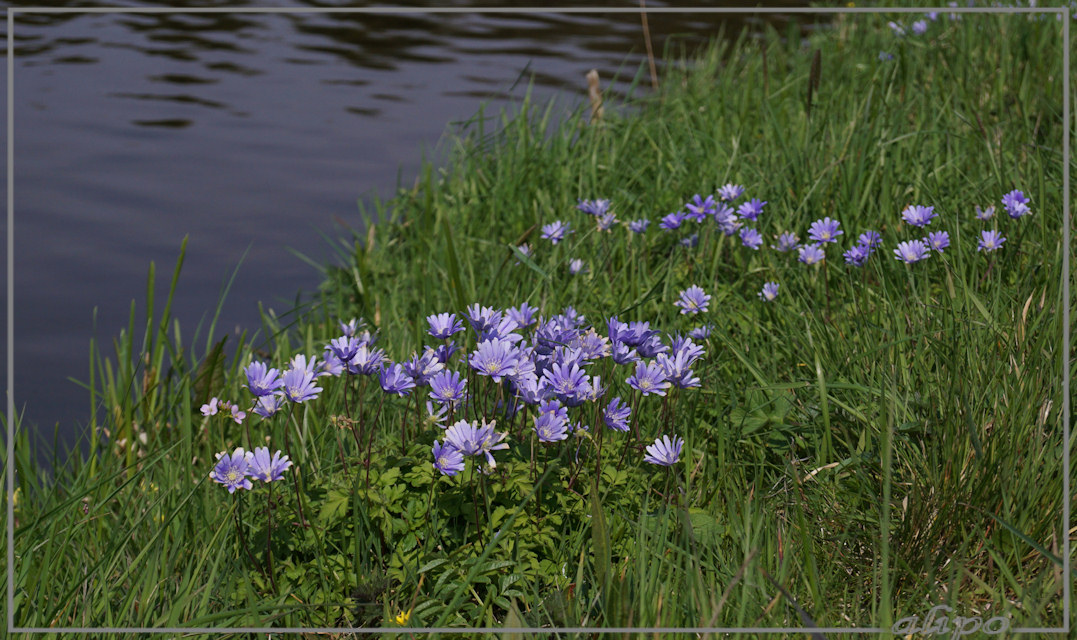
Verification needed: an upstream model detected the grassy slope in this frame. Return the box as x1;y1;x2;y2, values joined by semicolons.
4;6;1072;638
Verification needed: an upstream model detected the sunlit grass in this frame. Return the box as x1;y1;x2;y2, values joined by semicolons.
4;5;1071;637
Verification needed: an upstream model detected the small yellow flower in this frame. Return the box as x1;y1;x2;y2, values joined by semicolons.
394;610;411;625
847;1;855;6
11;487;20;509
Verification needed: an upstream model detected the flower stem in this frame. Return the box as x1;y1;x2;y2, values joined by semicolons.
364;393;387;507
282;403;308;528
234;494;267;583
265;481;279;593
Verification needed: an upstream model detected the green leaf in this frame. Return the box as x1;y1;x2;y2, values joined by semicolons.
192;336;227;406
502;598;526;639
440;217;469;312
688;508;722;545
508;243;550;281
318;488;350;528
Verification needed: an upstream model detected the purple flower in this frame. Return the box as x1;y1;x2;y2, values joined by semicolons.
514;244;532;265
571;329;611;361
643;435;684;466
289;354;319;377
327;337;361;364
659;211;686;230
888;21;906;36
542;361;591;404
798;243;826;265
626;360;671;397
603;397;631;432
924;231;950;253
596;212;618;232
506;302;538;327
857;230;883;249
354;330;378;348
736;198;767;222
657;351;700;389
248;447;292;483
200;397;220;417
513;376;549;406
713;202;736;223
470;338;520;383
636;334;669;359
911;19;928;35
253;394;284;419
977;230;1006;252
348;346;387;376
584;375;606;402
281;367;323;403
759;282;780;301
675;285;711;315
670;335;705;365
427;312;465;340
426;401;449;429
541;220;572;244
228;404;246;425
1002;190;1031;218
611;342;640;366
618;321;659;348
534;400;570;442
379;363;416;395
739;227;763;250
684;194;717;222
843;244;871;267
894;239;931;264
507;347;538;384
403;349;444;387
577;198;611;216
479;314;523;344
444;420;487;457
245;361;282;398
465;304;500;335
537;398;568;420
901;205;937;227
320;349;345;378
443;418;509;467
569;259;587;275
433;342;461;364
717;183;744;201
210;448;254;493
680;233;699;249
628;218;650;234
533;319;577;356
429;370;467;407
606;316;629;344
688;325;712;340
555;306;586;329
432;440;465;476
975;205;995;221
808;217;843;244
339;318;362;337
478;421;509;467
771;231;799;252
879;51;894;62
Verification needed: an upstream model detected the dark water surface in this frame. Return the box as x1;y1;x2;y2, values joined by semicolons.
4;1;815;467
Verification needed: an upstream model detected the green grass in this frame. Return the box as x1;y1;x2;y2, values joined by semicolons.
4;6;1073;639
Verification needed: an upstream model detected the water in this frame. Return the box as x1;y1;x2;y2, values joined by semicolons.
3;1;815;468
